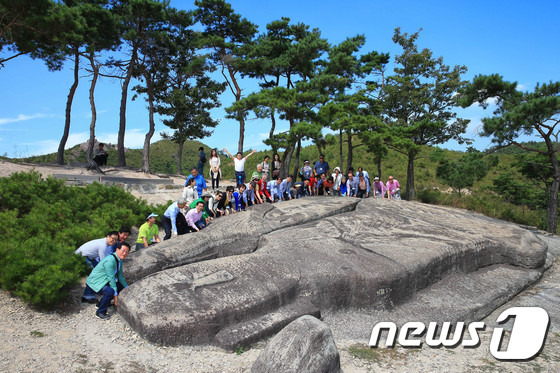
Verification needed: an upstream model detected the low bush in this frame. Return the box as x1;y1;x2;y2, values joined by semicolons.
415;188;550;230
0;171;162;308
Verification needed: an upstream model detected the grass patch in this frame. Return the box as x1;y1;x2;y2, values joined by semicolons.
30;330;45;337
348;343;413;363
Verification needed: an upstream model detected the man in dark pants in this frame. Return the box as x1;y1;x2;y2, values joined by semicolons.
197;147;206;175
161;198;188;240
85;243;130;320
93;143;108;166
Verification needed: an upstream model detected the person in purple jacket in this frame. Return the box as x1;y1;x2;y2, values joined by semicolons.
372;177;387;199
185;201;205;232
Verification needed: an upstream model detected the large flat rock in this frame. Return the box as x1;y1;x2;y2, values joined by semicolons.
124;197;360;283
118;198;548;349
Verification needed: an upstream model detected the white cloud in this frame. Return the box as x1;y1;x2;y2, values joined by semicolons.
84;110;109;119
0;113;51;125
483;97;498;106
18;132;89;156
244;132;269;149
95;128;163;149
15;128;164;157
465;118;484;136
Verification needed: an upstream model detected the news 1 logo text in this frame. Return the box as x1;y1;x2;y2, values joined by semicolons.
369;307;550;360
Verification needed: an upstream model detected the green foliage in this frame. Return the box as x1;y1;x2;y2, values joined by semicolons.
0;171;160;308
492;172;532;205
381;28;470;200
416;188;549;230
436;149;488;195
458;74;560;233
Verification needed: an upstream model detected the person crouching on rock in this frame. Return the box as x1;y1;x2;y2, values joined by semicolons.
136;212;161;250
85;242;130;320
185;201;205;232
161;197;188;240
189;193;213;228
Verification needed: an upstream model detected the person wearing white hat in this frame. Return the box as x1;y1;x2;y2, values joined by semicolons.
136;212;161;250
372;177;387;198
332;167;342;196
299;160;313;182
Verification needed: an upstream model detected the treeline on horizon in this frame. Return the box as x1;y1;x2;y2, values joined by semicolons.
1;0;559;233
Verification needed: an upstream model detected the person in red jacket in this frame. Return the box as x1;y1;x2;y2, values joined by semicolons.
258;173;273;203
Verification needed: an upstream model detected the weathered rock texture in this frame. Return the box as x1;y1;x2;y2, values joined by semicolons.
251;315;341;373
118;198;547;349
124;198;360;284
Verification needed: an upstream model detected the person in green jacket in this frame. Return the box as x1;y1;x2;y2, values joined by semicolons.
136;212;161;250
85;242;130;320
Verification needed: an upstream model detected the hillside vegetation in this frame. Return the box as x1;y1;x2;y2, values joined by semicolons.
15;138;554;231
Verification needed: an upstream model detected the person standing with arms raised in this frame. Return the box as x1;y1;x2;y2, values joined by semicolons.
223;148;257;187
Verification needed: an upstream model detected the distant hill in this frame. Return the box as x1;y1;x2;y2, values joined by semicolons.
14;137;511;189
7;137;553;230
493;141;549;154
19;139;209;175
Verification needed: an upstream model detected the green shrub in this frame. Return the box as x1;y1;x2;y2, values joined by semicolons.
0;171;162;308
417;188;442;204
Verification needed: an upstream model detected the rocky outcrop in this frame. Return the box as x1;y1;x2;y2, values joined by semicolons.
118;198;548;349
123;197;360;284
251;315;341;373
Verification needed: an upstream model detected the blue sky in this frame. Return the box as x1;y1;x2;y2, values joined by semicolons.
0;0;558;158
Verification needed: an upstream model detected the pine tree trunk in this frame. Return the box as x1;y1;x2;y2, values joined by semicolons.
293;139;301;180
225;63;246;154
269;109;277;154
237;113;245;153
283;144;295;178
117;47;137;167
546;151;559;233
85;52;103;173
177;139;184;175
339;128;344;171
315;142;323;157
57;49;80;165
405;152;415;200
346;130;353;173
142;71;155;173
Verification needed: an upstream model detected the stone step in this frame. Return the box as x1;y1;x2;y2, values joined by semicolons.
52;173;174;185
387;264;543;324
214;299;321;351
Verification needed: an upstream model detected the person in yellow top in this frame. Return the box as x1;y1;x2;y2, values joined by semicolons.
136;212;161;250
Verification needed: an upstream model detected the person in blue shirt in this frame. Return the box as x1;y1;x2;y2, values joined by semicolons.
268;177;282;202
233;183;248;211
314;155;330;177
185;167;207;197
340;176;348;196
161;198;188;240
279;175;293;201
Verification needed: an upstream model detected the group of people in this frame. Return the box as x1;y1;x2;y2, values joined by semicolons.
292;155;401;200
75;228;131;319
76;148;402;320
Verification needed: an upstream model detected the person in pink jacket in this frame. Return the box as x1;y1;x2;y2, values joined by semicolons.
386;175;401;200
